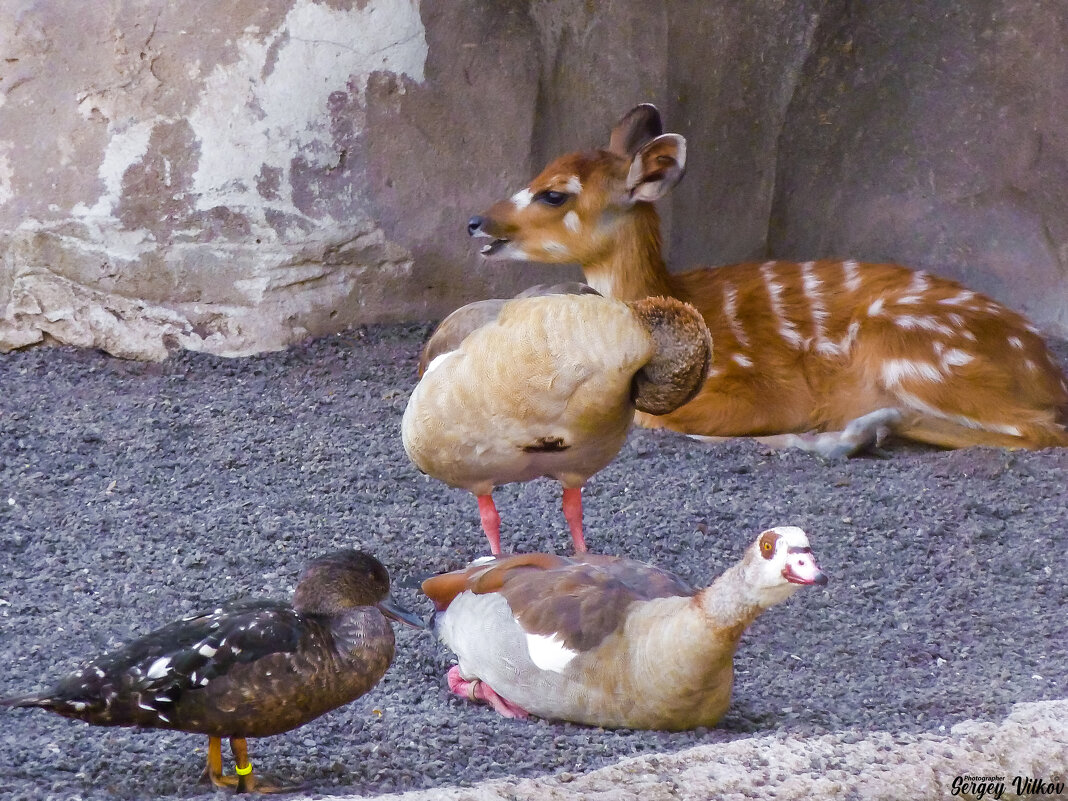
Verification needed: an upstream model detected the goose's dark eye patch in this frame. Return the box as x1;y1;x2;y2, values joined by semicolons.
534;190;570;207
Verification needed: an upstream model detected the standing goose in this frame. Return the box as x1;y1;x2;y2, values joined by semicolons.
2;550;423;794
421;526;826;730
403;290;711;555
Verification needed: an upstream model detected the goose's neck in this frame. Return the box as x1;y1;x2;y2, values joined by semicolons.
693;562;769;644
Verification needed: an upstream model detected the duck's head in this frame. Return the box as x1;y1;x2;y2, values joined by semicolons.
294;550;425;628
743;526;828;606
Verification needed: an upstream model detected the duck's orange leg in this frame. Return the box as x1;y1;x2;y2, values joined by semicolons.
198;735;293;794
199;736;225;788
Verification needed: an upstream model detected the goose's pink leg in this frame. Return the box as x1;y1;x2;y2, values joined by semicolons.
476;494;502;555
447;665;529;719
562;487;587;553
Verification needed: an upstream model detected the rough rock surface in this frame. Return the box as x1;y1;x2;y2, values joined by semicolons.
1;325;1065;799
2;1;1067;358
354;700;1068;801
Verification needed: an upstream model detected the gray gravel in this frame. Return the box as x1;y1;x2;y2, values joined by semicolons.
1;325;1066;800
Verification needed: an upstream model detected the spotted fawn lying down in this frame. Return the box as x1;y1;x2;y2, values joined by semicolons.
468;104;1068;457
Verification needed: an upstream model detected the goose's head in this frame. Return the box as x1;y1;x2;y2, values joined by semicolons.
744;526;827;606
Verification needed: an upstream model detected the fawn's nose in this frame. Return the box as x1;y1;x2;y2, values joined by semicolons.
467;216;486;237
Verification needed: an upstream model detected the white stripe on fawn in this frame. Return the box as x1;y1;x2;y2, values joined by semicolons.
842;260;862;293
762;263;804;348
722;283;750;348
801;261;829;348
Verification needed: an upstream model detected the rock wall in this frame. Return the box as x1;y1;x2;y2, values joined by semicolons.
1;0;1066;359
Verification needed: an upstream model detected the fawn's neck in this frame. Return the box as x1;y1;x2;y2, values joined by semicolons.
582;204;675;301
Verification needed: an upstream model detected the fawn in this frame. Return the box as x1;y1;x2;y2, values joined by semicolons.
467;104;1068;457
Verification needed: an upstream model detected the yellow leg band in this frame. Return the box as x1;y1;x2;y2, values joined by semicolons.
235;762;253;776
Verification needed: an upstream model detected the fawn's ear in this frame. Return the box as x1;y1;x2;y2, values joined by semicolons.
625;133;687;203
608;104;663;157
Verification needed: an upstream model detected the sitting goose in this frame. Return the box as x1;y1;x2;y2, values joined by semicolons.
421;526;826;730
403;289;711;555
2;550;423;794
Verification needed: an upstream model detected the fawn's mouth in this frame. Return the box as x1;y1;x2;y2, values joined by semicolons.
479;238;510;256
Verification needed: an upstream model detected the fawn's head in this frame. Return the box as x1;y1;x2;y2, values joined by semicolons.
468;104;687;265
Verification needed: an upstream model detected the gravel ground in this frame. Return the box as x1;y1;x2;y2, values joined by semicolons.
1;325;1066;801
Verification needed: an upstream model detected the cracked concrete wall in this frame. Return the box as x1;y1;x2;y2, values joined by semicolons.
1;0;1066;359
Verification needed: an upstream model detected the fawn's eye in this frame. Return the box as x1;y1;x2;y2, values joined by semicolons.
535;190;570;207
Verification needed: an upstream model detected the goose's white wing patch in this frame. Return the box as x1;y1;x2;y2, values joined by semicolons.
525;632;578;673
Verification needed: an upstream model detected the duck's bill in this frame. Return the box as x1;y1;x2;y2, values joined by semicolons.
378;595;428;629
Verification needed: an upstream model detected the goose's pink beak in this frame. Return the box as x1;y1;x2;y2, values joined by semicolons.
782;547;828;586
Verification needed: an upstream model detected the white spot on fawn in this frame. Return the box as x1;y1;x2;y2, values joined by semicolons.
893;315;956;337
511;188;534;210
814;339;845;358
564;175;583;195
868;297;886;316
543;240;569;256
1008;336;1024;350
938;290;976;307
838;321;860;354
731;353;754;369
941;348;975;369
525;633;578;673
881;359;943;387
563;210;581;233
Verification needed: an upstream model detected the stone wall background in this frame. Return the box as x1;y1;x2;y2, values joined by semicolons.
1;0;1066;359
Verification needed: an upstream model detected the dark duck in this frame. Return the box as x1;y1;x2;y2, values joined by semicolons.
2;549;424;793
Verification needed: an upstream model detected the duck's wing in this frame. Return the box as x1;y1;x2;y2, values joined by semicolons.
15;600;305;724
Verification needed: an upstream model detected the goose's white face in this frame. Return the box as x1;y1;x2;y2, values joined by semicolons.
749;526;827;602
